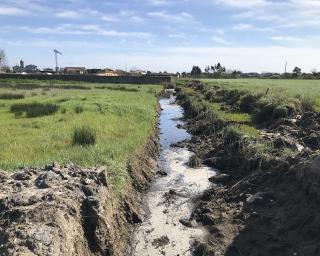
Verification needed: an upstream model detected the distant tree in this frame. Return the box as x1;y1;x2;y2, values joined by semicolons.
293;66;302;78
204;65;211;73
215;63;226;73
231;70;243;78
0;49;7;69
191;66;202;77
181;72;187;78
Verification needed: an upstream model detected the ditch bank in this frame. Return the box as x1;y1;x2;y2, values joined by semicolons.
0;131;159;255
176;81;320;256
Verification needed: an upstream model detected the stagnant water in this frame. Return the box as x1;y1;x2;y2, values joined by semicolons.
132;95;216;256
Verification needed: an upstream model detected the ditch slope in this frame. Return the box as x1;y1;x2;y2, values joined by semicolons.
0;131;159;256
177;81;320;256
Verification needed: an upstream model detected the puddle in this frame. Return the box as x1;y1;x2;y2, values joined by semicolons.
132;95;216;256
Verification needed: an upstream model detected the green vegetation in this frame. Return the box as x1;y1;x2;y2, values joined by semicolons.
210;102;252;124
0;78;162;192
178;79;309;158
200;78;320;110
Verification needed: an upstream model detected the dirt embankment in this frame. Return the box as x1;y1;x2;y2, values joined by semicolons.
176;81;320;256
0;133;159;256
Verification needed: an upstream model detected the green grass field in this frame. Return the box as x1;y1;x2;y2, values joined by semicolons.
0;79;162;192
200;79;320;110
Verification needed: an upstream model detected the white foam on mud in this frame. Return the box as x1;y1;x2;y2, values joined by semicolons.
132;96;216;256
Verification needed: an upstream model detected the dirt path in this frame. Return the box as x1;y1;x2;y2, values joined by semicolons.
131;96;216;255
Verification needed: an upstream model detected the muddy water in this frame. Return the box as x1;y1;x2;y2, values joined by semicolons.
132;96;216;256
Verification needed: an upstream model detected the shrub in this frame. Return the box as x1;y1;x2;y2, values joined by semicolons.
164;83;175;89
239;93;261;113
72;126;96;146
57;98;70;103
272;105;289;119
252;103;274;124
0;93;25;100
223;125;242;143
223;89;245;105
106;86;139;92
300;96;316;112
10;103;59;118
75;105;84;114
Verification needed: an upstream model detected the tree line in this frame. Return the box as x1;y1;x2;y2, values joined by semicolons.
187;63;319;79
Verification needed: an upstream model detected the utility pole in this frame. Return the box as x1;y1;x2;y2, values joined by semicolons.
285;61;288;74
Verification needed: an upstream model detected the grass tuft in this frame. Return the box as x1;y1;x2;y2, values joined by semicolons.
0;93;25;100
10;103;59;118
75;105;84;114
72;126;96;146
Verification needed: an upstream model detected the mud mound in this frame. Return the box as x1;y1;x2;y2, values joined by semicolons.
193;156;320;256
0;163;141;255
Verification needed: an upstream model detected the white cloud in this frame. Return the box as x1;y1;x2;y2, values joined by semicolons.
148;11;196;23
271;36;304;42
102;10;144;23
212;36;232;45
228;0;320;29
214;0;267;8
55;11;82;19
147;0;188;5
231;23;253;30
168;33;187;38
13;24;152;38
0;6;30;16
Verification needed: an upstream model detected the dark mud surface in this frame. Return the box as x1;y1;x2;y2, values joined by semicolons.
177;81;320;256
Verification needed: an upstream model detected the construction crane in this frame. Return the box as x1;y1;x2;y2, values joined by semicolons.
54;49;62;74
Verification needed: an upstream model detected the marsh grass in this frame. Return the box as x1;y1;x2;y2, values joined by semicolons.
72;126;96;146
201;78;320;111
10;103;59;118
0;79;162;197
0;93;25;100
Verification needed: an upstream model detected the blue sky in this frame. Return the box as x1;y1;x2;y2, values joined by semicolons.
1;0;320;72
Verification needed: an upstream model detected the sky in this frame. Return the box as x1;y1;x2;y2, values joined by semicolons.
1;0;320;73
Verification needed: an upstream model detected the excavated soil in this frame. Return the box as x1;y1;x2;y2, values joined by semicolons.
0;133;159;256
176;82;320;256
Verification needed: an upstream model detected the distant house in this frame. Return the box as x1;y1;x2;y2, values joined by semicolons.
64;67;87;75
12;59;25;73
24;65;39;73
130;69;147;76
97;69;120;76
115;69;128;76
41;68;54;75
245;72;261;78
87;69;102;74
